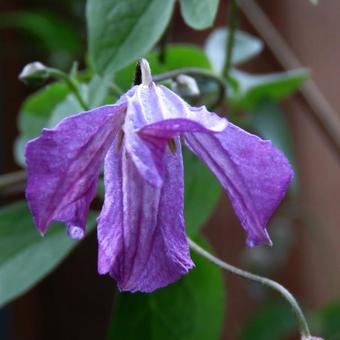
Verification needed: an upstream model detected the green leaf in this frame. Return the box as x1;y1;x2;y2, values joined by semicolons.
47;92;83;127
247;100;298;193
179;0;219;30
47;76;115;127
115;44;212;91
228;69;309;110
313;302;340;339
204;28;263;74
0;201;96;307
87;75;112;107
15;75;113;166
184;148;221;236
0;10;82;56
241;300;297;340
108;237;225;340
14;82;69;166
87;0;175;76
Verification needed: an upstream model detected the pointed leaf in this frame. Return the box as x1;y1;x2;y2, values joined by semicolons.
228;69;309;110
87;0;175;76
0;201;96;307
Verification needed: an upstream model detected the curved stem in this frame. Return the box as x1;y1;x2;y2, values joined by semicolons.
224;0;239;80
188;238;311;338
46;68;89;111
153;68;225;109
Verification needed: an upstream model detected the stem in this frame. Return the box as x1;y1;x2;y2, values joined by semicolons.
158;24;171;64
223;0;239;80
46;68;89;111
153;68;225;109
109;82;124;97
188;238;311;338
0;170;26;191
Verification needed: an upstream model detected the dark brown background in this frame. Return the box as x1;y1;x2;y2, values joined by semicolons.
0;0;339;339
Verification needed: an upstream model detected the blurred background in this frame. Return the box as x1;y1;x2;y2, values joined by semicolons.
0;0;339;339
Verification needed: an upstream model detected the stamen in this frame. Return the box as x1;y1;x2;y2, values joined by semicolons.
116;129;124;151
168;139;177;155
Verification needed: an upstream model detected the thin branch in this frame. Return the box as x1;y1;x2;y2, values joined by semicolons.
153;68;225;110
223;0;239;80
188;238;311;338
47;68;89;111
0;170;26;191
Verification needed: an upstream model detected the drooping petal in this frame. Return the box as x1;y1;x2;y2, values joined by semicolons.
123;83;227;186
25;103;126;238
185;123;294;247
97;138;193;292
126;83;292;246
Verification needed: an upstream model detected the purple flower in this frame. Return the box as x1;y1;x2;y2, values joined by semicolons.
25;59;293;292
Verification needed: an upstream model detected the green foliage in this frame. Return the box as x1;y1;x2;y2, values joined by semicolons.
87;0;175;76
313;302;340;339
179;0;219;30
0;10;82;56
114;44;212;91
14;82;69;166
47;76;113;127
241;300;297;340
0;201;96;307
228;69;309;110
14;76;113;166
205;28;263;74
184;149;222;236
108;237;225;340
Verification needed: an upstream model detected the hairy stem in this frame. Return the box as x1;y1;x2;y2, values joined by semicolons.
223;0;239;80
188;238;311;338
153;68;225;109
46;68;89;111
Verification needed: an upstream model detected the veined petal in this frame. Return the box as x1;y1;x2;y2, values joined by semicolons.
97;139;193;292
25;103;126;238
138;117;227;139
185;123;293;247
123;96;164;188
123;83;227;186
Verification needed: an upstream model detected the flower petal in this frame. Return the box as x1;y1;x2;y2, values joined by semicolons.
184;123;294;247
97;139;193;292
123;96;164;187
25;103;126;238
123;83;227;186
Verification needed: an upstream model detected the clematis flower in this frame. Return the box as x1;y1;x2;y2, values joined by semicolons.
25;59;293;292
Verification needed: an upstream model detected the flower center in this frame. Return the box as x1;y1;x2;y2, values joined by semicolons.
134;58;152;86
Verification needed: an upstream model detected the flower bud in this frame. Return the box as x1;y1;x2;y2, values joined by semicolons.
301;336;324;340
171;74;200;97
19;62;49;86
